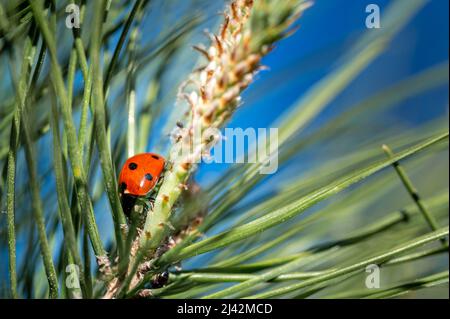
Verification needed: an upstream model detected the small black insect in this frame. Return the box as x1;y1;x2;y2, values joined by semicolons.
151;271;169;289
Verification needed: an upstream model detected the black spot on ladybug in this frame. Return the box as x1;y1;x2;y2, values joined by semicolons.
120;182;127;192
151;155;159;160
145;173;153;181
129;162;138;170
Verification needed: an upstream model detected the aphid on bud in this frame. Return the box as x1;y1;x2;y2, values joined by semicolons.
151;271;169;289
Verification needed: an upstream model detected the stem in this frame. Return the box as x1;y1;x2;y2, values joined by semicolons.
22;115;59;298
201;255;319;299
17;36;59;298
382;144;446;245
67;48;77;107
384;245;448;266
50;100;89;298
202;207;410;271
78;65;92;153
324;271;449;299
103;0;144;95
246;227;449;298
29;0;108;261
90;0;127;258
5;33;35;299
83;228;93;298
172;271;327;284
72;0;92;154
365;271;449;299
126;12;140;158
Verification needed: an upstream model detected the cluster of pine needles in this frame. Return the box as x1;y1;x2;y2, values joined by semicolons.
0;0;448;299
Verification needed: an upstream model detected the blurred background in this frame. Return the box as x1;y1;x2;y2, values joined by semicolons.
0;0;448;298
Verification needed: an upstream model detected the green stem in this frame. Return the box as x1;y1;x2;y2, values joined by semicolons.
67;48;77;107
384;244;448;266
22;117;59;298
50;100;89;298
246;227;449;298
90;0;127;258
324;271;449;299
71;1;92;154
5;33;35;299
125;7;141;158
202;208;409;272
103;0;144;95
172;271;327;284
201;255;316;299
365;271;449;299
382;144;446;245
16;35;59;298
82;228;93;298
29;0;108;261
0;4;10;32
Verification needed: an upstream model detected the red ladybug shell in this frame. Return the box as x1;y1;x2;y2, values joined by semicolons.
118;153;165;197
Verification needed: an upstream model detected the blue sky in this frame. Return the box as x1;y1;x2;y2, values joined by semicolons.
195;0;449;183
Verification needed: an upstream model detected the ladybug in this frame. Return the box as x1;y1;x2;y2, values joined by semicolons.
118;153;165;217
151;271;169;289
